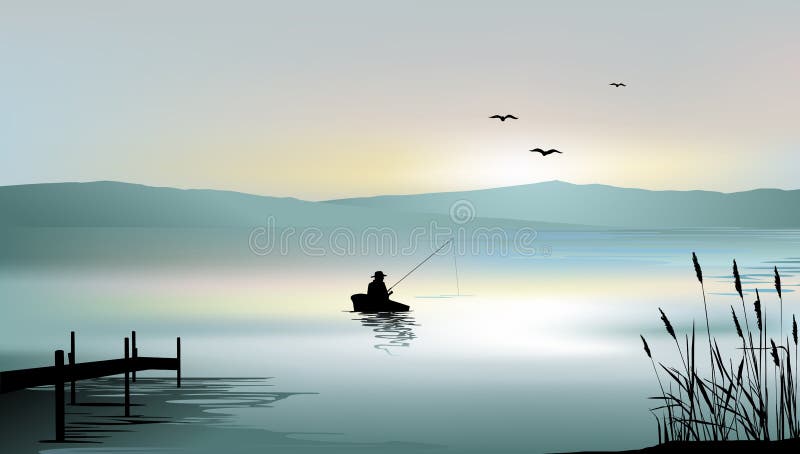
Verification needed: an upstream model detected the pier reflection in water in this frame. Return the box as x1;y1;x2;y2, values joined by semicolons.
351;312;420;355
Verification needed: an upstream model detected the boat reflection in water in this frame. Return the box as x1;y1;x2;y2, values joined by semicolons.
352;311;420;355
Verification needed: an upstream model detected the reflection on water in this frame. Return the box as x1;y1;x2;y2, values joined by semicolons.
61;378;313;443
351;312;420;355
2;377;440;454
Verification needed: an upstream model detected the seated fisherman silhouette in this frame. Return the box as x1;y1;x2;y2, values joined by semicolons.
349;270;409;312
367;271;393;301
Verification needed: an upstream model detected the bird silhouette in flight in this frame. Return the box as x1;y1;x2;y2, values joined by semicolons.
609;82;627;87
530;148;562;156
489;114;518;122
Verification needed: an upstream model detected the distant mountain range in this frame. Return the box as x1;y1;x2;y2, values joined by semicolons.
0;181;367;228
1;180;799;229
327;181;800;229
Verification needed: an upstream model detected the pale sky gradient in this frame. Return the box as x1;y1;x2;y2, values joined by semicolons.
1;1;798;199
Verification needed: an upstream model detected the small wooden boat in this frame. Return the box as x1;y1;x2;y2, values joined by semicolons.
350;294;410;312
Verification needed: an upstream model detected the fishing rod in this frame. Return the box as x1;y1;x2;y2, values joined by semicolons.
387;239;452;292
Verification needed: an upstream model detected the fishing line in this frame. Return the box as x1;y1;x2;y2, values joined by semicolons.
388;239;453;292
453;239;460;296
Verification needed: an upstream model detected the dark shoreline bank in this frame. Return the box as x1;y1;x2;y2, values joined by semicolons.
559;439;800;453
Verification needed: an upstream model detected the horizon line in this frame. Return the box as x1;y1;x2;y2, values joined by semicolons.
1;179;799;202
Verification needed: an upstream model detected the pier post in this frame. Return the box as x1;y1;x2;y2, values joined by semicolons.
131;330;137;383
55;350;65;442
124;337;130;417
176;337;181;388
69;331;76;404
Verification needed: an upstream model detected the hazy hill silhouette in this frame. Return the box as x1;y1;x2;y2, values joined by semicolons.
0;182;581;267
0;181;575;230
0;182;382;228
325;180;800;229
1;180;800;229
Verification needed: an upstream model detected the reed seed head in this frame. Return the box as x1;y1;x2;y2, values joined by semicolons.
793;315;797;346
692;252;703;284
736;358;744;384
754;288;762;332
640;335;652;358
770;339;780;366
731;306;743;339
659;308;676;340
733;260;743;300
775;266;782;300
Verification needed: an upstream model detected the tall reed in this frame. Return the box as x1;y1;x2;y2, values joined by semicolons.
777;266;784;347
692;252;720;438
642;255;798;443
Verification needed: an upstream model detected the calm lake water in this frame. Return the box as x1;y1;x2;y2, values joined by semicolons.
1;228;799;453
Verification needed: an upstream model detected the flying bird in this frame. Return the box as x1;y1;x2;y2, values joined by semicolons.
530;148;562;156
609;82;627;87
489;114;518;122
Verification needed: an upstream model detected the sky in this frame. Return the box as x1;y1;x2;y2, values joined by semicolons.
1;1;798;200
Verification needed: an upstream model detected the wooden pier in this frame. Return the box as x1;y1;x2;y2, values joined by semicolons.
0;331;181;441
